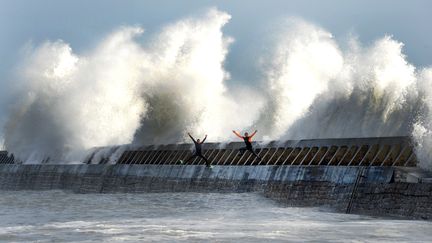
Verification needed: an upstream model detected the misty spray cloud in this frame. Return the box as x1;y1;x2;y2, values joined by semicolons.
2;9;432;170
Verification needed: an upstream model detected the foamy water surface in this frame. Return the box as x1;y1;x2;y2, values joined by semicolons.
0;191;431;242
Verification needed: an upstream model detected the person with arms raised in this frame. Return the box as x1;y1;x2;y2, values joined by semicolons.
232;130;261;160
180;133;211;168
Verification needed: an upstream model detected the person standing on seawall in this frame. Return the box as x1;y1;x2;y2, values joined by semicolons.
232;130;261;160
180;133;211;168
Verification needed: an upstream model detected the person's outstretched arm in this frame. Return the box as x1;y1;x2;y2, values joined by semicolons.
232;130;243;139
250;130;258;138
188;132;196;143
201;135;207;143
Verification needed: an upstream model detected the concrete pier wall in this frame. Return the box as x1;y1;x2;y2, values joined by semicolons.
0;136;418;167
1;164;431;219
0;136;428;219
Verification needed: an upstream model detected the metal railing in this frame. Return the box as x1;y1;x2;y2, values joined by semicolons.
115;137;417;167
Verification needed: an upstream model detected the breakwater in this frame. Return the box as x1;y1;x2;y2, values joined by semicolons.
1;136;431;219
0;164;431;219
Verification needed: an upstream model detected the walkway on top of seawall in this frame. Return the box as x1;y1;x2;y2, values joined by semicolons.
0;136;418;167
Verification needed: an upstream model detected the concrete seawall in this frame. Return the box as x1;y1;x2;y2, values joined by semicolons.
1;136;418;167
1;164;431;219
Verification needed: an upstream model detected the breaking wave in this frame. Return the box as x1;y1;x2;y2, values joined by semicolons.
1;10;432;169
257;19;432;168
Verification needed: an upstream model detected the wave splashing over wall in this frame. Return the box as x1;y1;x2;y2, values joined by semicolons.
2;12;432;169
3;9;256;163
256;19;432;169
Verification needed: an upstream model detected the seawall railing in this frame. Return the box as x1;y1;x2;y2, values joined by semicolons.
1;136;417;166
111;137;417;167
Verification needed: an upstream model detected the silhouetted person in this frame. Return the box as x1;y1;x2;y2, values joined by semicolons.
182;133;211;167
232;130;261;160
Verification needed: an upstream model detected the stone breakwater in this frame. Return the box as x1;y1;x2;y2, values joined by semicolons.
0;164;431;220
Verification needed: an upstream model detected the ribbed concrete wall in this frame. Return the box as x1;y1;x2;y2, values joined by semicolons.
91;136;417;166
0;151;15;164
0;137;417;166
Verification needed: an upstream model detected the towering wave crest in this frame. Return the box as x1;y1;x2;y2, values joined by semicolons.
4;30;147;162
412;69;432;169
2;11;432;169
131;9;260;145
257;19;432;169
3;9;261;163
272;35;419;140
256;19;344;139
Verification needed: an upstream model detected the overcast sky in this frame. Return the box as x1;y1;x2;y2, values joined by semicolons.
0;0;431;83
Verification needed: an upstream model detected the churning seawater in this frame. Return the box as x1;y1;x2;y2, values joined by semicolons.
0;191;431;242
